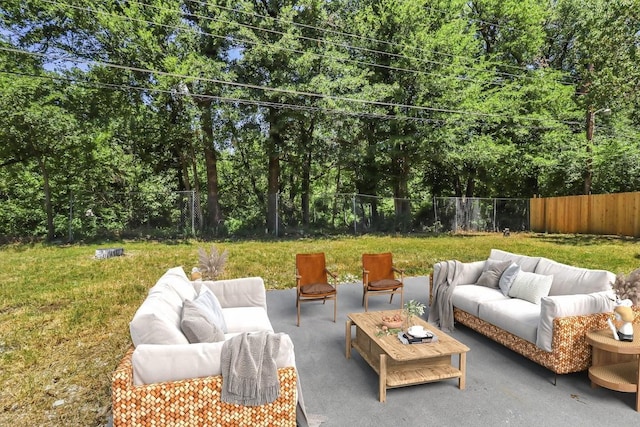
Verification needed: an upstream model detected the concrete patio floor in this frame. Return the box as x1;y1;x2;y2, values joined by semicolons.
266;277;639;427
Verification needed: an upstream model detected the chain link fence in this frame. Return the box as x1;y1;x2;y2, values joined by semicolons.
272;194;530;236
2;190;528;241
432;197;530;233
67;190;200;241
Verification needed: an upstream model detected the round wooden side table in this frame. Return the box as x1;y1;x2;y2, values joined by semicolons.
586;324;640;411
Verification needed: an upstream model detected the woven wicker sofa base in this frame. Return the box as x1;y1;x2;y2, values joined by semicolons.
453;308;615;375
112;348;298;427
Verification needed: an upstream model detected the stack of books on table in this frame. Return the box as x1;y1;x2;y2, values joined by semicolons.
397;330;438;344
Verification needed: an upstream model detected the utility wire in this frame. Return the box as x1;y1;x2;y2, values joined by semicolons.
9;69;633;139
45;0;511;89
0;46;582;129
191;0;577;84
3;44;585;126
0;69;449;124
138;0;510;82
2;68;591;135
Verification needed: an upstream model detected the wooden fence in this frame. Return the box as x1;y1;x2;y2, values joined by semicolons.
530;192;640;237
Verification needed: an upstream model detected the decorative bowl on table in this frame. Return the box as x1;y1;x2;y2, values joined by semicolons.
381;314;404;329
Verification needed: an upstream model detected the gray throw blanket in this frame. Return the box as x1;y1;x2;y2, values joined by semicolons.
428;260;464;332
221;331;282;406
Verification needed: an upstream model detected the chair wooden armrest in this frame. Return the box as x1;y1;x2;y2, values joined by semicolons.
325;269;338;283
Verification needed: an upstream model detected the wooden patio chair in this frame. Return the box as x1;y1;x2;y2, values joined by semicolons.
295;253;338;326
361;252;404;312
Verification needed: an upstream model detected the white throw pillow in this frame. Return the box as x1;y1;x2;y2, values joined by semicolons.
508;271;553;305
196;287;228;333
499;263;521;296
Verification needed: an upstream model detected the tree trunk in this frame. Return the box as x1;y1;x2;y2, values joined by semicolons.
301;120;315;226
200;101;222;231
584;107;595;195
38;155;55;240
266;108;281;235
189;139;204;231
465;169;476;198
392;141;411;223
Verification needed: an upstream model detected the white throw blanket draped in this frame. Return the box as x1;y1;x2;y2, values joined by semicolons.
221;331;282;406
428;260;464;332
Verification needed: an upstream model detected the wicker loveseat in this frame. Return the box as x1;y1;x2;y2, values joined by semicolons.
111;267;301;426
430;249;640;376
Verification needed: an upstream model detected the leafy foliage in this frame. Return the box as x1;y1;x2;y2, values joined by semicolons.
0;0;639;239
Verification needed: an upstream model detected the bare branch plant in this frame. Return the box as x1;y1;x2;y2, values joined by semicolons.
612;268;640;306
198;245;228;280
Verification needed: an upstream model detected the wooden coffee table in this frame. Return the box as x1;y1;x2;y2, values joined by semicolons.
346;310;469;402
586;325;640;411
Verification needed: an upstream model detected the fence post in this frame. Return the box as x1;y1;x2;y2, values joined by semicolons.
493;198;497;232
191;190;195;236
352;194;357;234
68;190;73;243
275;192;279;237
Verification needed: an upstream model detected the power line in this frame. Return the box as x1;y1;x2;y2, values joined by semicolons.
1;45;585;128
0;69;449;124
2;67;592;134
45;0;510;90
192;0;577;84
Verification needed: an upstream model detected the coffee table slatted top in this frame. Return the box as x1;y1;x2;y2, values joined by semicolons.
348;310;469;361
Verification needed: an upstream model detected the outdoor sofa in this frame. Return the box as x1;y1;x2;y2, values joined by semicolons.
430;249;640;376
111;267;301;426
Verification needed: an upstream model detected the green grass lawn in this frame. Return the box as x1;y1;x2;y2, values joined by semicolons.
0;232;638;426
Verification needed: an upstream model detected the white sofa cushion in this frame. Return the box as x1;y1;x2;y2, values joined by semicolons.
148;266;197;307
433;260;486;286
130;294;189;346
536;291;614;351
201;277;267;309
508;271;553;305
223;307;274;334
534;258;614;296
489;249;541;272
451;285;509;317
478;299;540;344
132;334;296;385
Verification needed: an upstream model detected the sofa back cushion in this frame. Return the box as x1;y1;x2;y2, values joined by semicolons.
148;266;197;308
130;267;195;346
200;277;267;309
534;258;614;296
130;294;189;346
489;249;541;272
